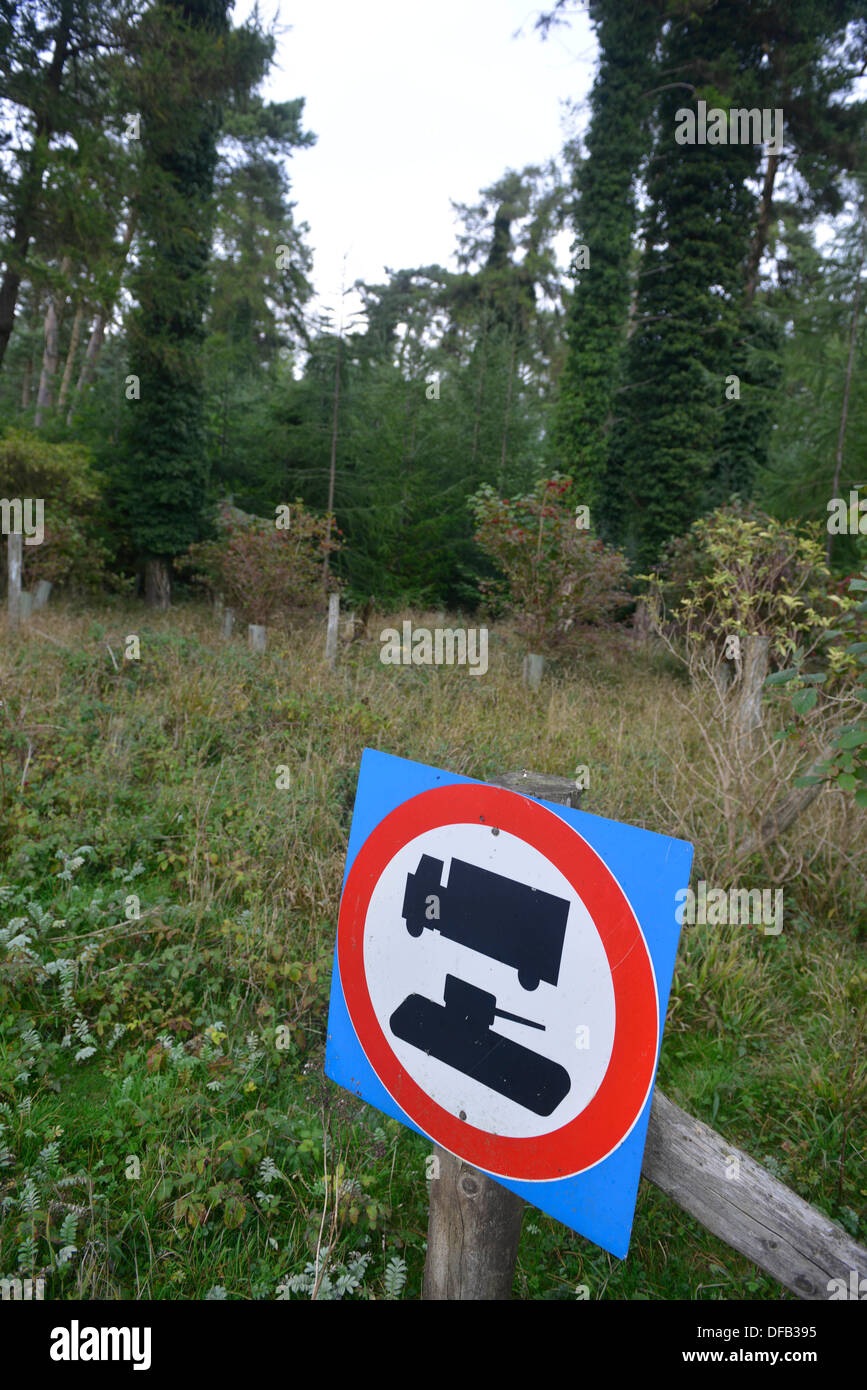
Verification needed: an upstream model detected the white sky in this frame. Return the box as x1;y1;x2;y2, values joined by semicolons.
234;0;597;324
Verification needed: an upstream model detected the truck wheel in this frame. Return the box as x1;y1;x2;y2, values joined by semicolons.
406;919;424;938
518;968;539;991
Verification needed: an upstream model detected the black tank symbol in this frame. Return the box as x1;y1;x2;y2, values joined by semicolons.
390;855;572;1116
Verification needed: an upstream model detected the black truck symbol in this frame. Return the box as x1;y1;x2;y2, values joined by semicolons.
391;854;573;1116
401;853;569;991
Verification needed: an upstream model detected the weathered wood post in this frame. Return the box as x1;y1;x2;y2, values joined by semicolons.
325;592;340;667
7;532;22;629
248;623;267;654
422;769;582;1301
522;654;544;690
19;590;33;622
423;1147;526;1300
734;635;771;753
221;608;235;640
33;579;52;611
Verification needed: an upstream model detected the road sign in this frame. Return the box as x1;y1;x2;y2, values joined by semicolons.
325;749;693;1258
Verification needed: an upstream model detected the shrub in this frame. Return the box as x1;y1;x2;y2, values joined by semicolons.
469;476;630;650
23;515;113;592
181;501;341;625
0;429;111;593
644;503;840;668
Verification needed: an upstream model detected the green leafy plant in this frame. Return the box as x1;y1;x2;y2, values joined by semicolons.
767;569;867;807
644;503;840;668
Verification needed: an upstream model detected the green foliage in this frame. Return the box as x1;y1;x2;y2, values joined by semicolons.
115;0;233;565
757;200;867;574
645;504;842;667
770;568;867;807
0;428;99;505
470;475;629;650
610;3;762;565
552;0;661;513
0;428;114;590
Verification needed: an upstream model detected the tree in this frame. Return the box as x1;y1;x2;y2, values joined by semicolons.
0;1;137;372
115;0;272;607
550;0;663;519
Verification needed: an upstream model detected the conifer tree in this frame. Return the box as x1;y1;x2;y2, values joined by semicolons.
550;0;662;520
116;0;233;606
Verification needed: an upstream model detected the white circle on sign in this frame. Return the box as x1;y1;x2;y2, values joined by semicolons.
363;822;616;1140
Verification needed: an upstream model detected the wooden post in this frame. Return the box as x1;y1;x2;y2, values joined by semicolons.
422;770;581;1300
643;1089;867;1301
248;623;266;654
735;635;771;752
33;579;52;611
221;608;235;640
7;533;22;629
522;653;544;690
19;590;33;622
423;1144;526;1300
325;593;340;667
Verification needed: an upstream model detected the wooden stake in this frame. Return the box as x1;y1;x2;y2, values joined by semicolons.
423;1144;525;1300
522;653;544;689
325;593;340;667
422;770;580;1300
7;533;22;629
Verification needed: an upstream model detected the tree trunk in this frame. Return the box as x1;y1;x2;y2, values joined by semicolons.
144;556;171;610
744;150;780;308
34;256;70;425
21;357;32;409
57;302;84;412
827;214;865;562
498;334;517;490
322;331;341;587
66;218;136;424
0;1;74;371
68;314;105;421
471;310;490;468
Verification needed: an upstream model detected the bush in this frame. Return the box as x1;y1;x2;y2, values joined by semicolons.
469;476;630;651
181;501;341;625
24;515;113;592
0;429;112;593
645;503;840;668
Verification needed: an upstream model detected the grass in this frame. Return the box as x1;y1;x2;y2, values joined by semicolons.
0;598;864;1300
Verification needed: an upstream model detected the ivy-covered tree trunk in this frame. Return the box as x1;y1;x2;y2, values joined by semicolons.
610;5;761;567
552;0;661;525
118;0;230;606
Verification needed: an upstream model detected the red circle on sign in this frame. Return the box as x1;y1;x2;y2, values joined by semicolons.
337;783;658;1181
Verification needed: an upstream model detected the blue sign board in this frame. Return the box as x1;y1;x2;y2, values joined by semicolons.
325;748;693;1258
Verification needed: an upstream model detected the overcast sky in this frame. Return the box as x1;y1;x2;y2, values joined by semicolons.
234;0;597;324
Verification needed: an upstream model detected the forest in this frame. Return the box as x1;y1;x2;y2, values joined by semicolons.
0;0;865;1313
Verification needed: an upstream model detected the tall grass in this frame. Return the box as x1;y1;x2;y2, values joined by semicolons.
0;599;863;1299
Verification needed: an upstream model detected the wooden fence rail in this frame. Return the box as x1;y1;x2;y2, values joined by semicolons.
422;770;867;1300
